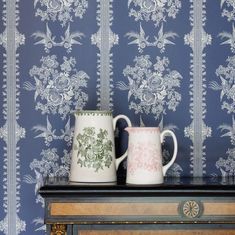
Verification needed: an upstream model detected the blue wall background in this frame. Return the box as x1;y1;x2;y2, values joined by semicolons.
1;0;235;234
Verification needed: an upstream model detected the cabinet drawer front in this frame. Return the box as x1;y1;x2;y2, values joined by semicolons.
73;224;235;235
47;198;235;224
50;202;178;216
75;231;235;235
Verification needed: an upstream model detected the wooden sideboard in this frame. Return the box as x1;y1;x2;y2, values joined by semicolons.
39;177;235;235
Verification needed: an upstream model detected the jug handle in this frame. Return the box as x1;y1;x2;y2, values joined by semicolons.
161;130;178;176
113;115;132;170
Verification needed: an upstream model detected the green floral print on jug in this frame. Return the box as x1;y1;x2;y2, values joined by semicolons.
74;127;113;172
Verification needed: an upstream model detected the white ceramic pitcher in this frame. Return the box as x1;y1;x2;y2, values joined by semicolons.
70;110;131;183
125;127;178;185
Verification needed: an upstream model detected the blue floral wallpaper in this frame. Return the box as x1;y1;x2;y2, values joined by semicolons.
1;0;235;234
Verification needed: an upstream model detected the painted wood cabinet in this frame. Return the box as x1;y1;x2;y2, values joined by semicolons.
39;177;235;235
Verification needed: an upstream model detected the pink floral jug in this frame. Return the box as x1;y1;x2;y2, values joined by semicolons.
125;127;178;185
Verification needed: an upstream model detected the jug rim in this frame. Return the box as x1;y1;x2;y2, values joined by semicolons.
74;110;113;116
125;127;160;131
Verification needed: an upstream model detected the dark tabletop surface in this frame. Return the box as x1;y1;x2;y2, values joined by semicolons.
39;177;235;197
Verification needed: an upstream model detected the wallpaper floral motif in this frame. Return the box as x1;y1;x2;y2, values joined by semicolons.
118;0;182;120
118;55;182;118
21;0;91;233
0;0;235;234
211;0;235;176
25;55;89;119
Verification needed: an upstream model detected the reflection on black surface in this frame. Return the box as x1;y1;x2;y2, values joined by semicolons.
43;176;235;187
69;181;117;186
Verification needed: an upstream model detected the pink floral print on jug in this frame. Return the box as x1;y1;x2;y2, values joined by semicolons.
125;127;178;185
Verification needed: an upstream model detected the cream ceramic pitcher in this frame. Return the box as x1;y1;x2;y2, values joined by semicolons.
70;110;131;183
125;127;177;185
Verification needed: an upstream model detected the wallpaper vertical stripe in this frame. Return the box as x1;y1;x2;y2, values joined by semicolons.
0;0;25;234
0;0;235;234
6;0;17;232
94;0;118;110
191;0;204;176
98;0;112;110
187;0;211;176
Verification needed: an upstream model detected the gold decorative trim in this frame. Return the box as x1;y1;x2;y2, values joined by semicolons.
51;224;67;235
46;220;235;225
178;200;204;218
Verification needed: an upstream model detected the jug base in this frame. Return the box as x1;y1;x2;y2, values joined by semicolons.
126;182;164;185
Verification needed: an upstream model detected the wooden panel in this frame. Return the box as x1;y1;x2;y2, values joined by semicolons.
50;202;178;216
50;201;235;217
77;230;235;235
204;202;235;215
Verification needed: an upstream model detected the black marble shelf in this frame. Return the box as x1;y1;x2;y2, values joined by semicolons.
39;177;235;198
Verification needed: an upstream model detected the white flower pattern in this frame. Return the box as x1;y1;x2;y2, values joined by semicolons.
24;148;71;215
128;0;181;26
117;55;182;119
34;0;88;26
24;55;89;119
210;55;235;114
212;0;235;177
216;117;235;176
221;0;235;22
